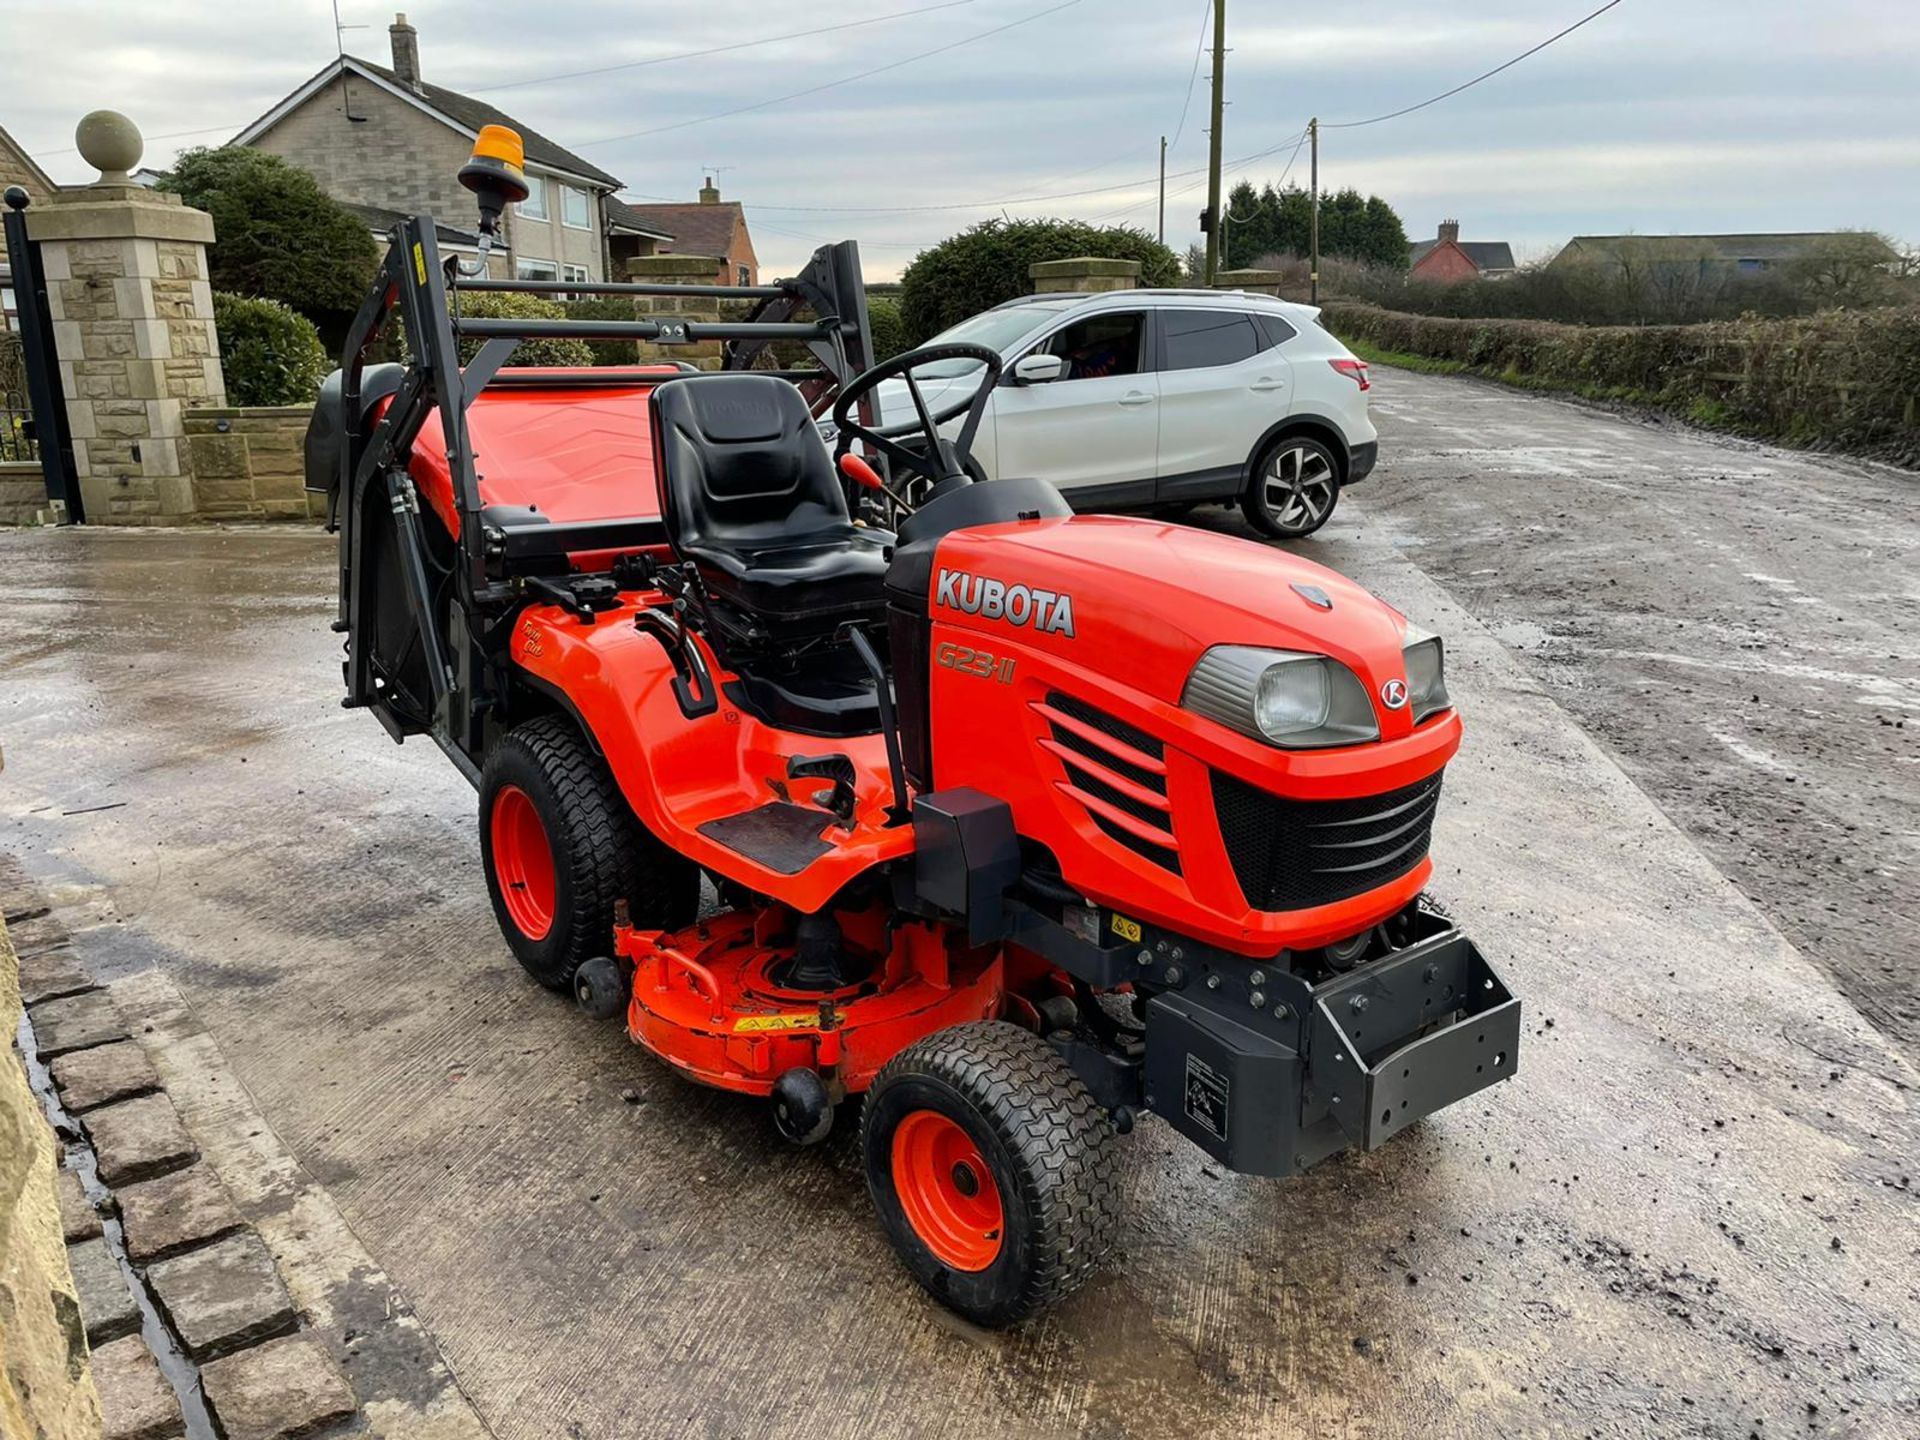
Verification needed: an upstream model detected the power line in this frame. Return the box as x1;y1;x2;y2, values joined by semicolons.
466;0;990;95
1166;0;1212;151
573;0;1086;149
1323;0;1625;129
29;0;999;155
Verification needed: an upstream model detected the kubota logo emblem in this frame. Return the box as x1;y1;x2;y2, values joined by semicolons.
1381;678;1408;710
935;568;1076;637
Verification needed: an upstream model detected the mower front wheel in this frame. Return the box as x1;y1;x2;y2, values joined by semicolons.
478;716;699;991
861;1022;1120;1327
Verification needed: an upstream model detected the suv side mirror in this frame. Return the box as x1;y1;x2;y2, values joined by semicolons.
1010;353;1066;385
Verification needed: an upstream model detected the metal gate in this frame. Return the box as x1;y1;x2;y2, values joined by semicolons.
2;186;81;522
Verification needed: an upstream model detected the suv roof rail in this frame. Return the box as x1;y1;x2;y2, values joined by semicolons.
990;287;1302;311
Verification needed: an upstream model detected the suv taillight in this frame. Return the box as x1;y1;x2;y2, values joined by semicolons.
1329;358;1371;391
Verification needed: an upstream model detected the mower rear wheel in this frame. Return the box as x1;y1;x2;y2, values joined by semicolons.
479;716;699;991
861;1022;1120;1327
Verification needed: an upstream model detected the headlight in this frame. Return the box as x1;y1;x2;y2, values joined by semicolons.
1183;647;1379;749
1401;626;1451;723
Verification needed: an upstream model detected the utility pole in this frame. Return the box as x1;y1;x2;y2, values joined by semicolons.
1203;0;1226;284
1308;117;1320;303
1158;135;1167;245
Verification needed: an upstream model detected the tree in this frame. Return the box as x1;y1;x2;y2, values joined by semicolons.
1786;232;1904;309
899;218;1182;343
1221;182;1405;270
161;147;378;322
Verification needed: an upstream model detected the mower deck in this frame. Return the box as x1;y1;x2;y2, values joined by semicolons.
617;909;1005;1095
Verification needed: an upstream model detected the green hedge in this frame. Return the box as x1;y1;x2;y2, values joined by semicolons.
212;292;329;407
1323;302;1920;465
867;295;907;363
900;218;1182;344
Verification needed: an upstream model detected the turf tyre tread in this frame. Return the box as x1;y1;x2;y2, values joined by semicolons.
862;1021;1120;1326
480;715;697;990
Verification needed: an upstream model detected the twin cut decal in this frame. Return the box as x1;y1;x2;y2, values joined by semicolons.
935;568;1077;638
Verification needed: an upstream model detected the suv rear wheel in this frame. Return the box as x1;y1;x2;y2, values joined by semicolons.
1242;434;1342;539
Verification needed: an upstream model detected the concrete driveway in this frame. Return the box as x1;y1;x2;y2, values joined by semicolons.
2;370;1915;1439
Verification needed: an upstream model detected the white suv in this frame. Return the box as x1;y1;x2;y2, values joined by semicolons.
867;290;1378;539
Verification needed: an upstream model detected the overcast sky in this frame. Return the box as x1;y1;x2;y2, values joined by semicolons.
6;0;1918;278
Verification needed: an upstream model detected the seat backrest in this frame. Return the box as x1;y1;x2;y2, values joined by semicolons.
650;374;851;561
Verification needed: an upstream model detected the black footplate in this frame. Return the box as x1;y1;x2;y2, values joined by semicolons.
698;802;834;875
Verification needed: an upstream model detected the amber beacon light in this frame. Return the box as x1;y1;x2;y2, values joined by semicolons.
459;124;530;238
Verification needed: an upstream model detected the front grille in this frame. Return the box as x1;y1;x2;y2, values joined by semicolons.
1212;770;1442;912
1039;691;1180;873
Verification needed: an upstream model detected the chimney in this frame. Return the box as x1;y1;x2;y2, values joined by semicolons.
699;176;720;206
1438;219;1460;244
390;13;422;92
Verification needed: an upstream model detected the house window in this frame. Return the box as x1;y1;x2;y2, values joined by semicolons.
562;185;591;229
561;262;590;299
519;175;548;220
516;258;559;281
736;264;751;287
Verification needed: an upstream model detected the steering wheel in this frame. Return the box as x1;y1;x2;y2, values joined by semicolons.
831;342;1004;488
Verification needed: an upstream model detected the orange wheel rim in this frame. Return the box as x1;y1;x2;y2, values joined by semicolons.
891;1109;1004;1271
490;785;555;941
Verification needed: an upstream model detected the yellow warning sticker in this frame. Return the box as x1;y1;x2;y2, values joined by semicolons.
1110;914;1142;943
734;1013;816;1033
412;241;428;286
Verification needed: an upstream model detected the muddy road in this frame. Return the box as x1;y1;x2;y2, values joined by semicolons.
1344;368;1920;1058
2;377;1916;1439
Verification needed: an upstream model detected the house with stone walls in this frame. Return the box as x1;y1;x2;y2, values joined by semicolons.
230;13;626;283
1;122;57;328
611;180;761;288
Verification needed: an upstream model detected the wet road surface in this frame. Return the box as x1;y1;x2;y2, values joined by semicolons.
2;378;1917;1438
1347;370;1920;1057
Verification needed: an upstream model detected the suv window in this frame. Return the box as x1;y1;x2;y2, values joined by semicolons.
1039;312;1146;380
1162;309;1261;370
1253;312;1298;349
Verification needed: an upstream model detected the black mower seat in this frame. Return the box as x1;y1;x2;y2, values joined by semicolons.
651;374;890;635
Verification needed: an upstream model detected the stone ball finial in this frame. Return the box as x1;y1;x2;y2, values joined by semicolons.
76;110;143;184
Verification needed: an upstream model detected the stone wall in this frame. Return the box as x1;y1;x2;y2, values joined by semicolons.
28;185;228;525
628;253;726;369
48;235;223;520
0;916;103;1439
183;406;320;521
0;461;49;525
251;74;473;232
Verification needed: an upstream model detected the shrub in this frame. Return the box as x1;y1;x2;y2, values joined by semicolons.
900;218;1182;343
866;295;907;363
162;148;378;323
449;291;594;367
562;296;643;366
1322;301;1920;465
212;292;329;406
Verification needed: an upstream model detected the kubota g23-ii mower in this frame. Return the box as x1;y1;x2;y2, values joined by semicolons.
307;127;1520;1325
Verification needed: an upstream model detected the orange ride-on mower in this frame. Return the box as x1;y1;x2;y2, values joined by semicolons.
306;130;1520;1326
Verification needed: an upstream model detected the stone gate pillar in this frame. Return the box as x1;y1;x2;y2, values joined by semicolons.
26;112;226;524
626;253;726;370
1027;257;1142;295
